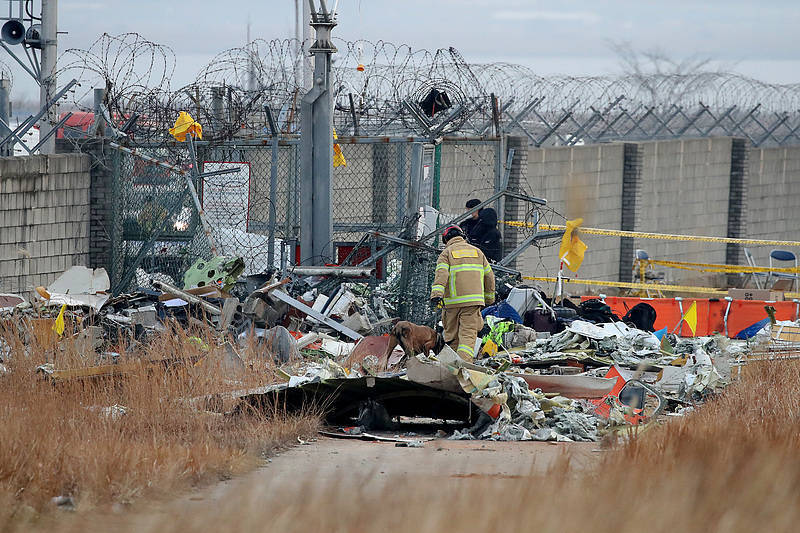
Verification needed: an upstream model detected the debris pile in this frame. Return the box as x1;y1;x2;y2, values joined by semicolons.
0;259;786;444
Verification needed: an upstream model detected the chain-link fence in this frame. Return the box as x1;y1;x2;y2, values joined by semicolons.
331;140;415;245
437;140;501;213
108;145;213;293
104;139;301;293
327;139;440;325
105;137;452;318
198;141;299;276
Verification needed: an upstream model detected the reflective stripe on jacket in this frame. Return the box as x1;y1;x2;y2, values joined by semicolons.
430;236;496;308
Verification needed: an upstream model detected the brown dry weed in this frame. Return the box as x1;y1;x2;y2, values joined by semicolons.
0;317;319;526
37;358;800;533
4;312;800;532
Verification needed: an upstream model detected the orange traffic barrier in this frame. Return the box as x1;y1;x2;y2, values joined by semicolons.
582;296;800;338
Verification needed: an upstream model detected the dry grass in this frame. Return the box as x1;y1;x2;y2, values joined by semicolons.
22;357;800;533
0;317;319;526
4;310;800;532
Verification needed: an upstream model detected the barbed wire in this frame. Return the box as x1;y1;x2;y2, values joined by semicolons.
53;34;800;146
58;33;174;114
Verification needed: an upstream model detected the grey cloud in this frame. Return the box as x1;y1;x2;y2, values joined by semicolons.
4;0;798;99
492;10;601;24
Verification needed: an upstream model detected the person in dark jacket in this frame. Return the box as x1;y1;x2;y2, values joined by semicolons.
460;198;482;237
468;207;502;262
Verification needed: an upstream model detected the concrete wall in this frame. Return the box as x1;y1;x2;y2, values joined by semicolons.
634;138;734;282
0;154;91;294
517;143;627;283
507;137;800;289
438;142;497;214
746;146;800;266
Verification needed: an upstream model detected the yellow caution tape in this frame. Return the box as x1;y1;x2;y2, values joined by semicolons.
642;259;800;275
503;222;800;248
523;276;724;295
522;276;800;299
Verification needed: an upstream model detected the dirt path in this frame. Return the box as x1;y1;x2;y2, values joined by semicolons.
51;436;601;531
167;436;600;511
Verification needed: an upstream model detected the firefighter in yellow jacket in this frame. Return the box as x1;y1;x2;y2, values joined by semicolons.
430;225;495;361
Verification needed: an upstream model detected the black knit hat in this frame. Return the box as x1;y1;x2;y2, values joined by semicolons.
465;198;481;209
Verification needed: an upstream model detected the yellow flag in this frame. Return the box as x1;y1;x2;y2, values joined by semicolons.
52;303;67;336
333;127;347;167
558;218;588;272
682;300;698;336
169;111;203;142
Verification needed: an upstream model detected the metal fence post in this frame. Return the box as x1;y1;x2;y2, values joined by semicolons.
397;142;424;318
268;136;279;268
286;145;296;258
432;143;441;210
371;143;390;225
92;88;106;137
494;135;506;230
0;79;11;156
502;136;527;270
209;87;226;139
266;107;280;269
109;146;122;288
299;4;336;265
407;143;423;224
395;143;407;227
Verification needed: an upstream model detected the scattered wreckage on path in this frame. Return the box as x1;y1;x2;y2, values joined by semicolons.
1;257;795;444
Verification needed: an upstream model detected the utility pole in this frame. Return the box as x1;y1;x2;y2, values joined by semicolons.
38;0;57;154
293;0;301;87
246;18;255;93
302;0;312;90
299;1;336;264
0;0;62;155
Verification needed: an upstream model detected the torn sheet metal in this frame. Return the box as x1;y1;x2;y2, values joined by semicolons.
431;347;607;442
343;335;391;370
320;338;355;358
47;266;110;295
550;408;599;441
269;289;363;340
406;354;463;393
508;373;618;398
240;326;302;363
38;266;111;312
657;364;723;399
567;320;632;340
0;293;26;312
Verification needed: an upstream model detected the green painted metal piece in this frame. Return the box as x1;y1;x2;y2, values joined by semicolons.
183;256;245;292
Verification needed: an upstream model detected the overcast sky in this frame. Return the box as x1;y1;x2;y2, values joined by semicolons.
6;0;800;102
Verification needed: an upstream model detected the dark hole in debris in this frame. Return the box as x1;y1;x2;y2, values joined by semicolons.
207;269;216;278
198;281;206;287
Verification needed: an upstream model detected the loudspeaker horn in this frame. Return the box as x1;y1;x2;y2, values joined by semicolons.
1;20;25;45
24;24;41;49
